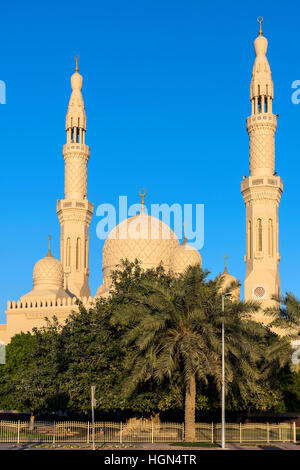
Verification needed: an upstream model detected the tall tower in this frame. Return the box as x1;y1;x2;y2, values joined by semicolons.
241;18;283;320
56;57;94;298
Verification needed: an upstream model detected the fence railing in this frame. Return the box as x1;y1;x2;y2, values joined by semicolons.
0;420;296;444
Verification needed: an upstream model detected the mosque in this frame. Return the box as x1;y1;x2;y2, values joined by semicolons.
0;19;290;346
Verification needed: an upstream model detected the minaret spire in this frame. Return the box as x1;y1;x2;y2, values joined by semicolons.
65;57;87;179
248;17;275;177
56;59;94;298
241;20;283;320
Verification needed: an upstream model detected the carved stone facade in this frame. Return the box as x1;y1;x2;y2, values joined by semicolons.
247;116;277;176
56;69;94;298
0;61;203;344
0;23;294;347
241;25;282;323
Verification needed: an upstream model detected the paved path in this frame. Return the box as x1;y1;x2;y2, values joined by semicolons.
0;442;299;451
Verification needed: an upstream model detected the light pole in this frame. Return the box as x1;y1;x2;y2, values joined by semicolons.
221;293;231;450
91;385;96;451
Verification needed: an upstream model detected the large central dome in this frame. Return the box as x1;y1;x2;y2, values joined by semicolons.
97;210;180;295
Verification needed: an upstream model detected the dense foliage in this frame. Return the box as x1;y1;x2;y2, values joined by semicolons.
0;260;298;425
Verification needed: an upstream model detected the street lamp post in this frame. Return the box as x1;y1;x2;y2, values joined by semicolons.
91;385;96;451
221;293;231;450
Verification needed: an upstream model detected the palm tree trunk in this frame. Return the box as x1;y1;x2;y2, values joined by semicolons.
184;374;196;442
29;413;35;431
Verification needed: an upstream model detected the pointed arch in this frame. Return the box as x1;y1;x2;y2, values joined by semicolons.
247;220;252;259
66;238;71;267
268;219;273;256
256;218;263;252
76;238;81;271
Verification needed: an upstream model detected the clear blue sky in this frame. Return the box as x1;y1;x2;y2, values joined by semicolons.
0;0;300;323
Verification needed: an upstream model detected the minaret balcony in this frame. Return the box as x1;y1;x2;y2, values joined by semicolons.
63;143;90;156
246;113;277;131
241;175;283;193
56;198;94;214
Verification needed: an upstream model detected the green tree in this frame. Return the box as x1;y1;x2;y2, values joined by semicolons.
0;332;37;411
14;319;67;425
264;292;300;413
59;298;127;413
1;260;295;423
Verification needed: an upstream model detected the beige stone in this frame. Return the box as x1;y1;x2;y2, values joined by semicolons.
56;65;94;299
241;24;282;324
0;23;296;348
97;208;180;296
170;236;202;275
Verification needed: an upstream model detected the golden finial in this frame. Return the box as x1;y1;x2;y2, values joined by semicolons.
47;235;52;257
223;255;228;274
257;16;263;36
75;55;80;73
139;188;147;210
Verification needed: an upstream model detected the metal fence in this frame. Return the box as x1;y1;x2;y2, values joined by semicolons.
0;420;296;444
214;423;295;444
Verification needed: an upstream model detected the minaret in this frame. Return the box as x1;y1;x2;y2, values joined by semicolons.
241;18;283;320
56;56;94;298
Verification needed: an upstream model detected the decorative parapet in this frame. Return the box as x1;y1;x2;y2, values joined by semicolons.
63;142;90;158
241;175;283;192
6;296;94;310
56;199;94;213
246;113;277;130
241;175;283;206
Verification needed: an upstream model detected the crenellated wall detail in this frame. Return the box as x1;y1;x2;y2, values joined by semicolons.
6;296;94;310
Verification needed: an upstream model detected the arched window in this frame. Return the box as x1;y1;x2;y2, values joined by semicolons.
247;220;252;259
76;238;81;271
66;238;71;267
256;219;262;252
258;96;262;113
268;219;273;256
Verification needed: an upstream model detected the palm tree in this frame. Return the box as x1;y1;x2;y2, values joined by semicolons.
266;292;300;333
111;263;273;441
264;292;300;368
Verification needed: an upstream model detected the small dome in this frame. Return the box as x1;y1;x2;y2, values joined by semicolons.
222;270;238;288
171;238;202;274
20;240;71;303
221;259;240;300
33;252;63;289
